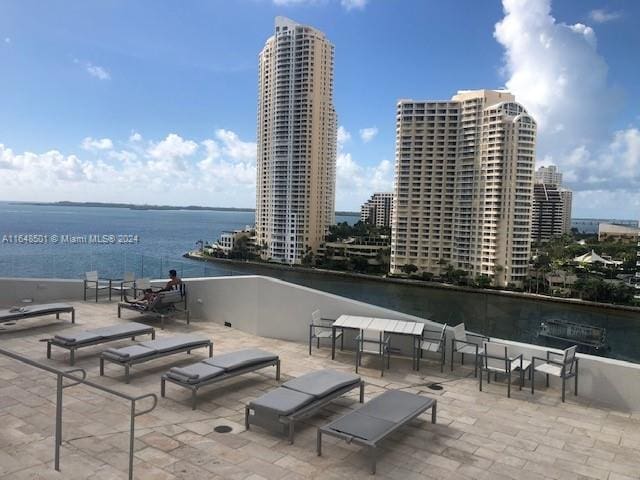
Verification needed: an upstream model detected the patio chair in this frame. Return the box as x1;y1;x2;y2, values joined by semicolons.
110;272;136;301
133;278;152;296
308;309;343;355
531;345;578;402
83;271;110;302
479;341;530;398
417;323;447;372
450;323;489;377
355;329;390;376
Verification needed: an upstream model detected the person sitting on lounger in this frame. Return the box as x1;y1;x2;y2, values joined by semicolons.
159;269;182;292
126;288;156;306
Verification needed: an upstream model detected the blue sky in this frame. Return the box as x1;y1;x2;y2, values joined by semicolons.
0;0;638;217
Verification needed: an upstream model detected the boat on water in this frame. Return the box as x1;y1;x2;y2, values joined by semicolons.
538;318;609;353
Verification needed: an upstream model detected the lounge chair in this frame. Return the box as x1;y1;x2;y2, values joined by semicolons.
245;369;364;444
118;285;190;329
161;348;280;409
317;390;437;474
45;322;155;365
99;334;212;383
0;303;75;325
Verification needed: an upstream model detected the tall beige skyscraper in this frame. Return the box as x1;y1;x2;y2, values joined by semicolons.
391;90;537;287
256;17;337;264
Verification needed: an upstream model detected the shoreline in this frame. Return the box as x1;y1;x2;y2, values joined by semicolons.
184;252;640;314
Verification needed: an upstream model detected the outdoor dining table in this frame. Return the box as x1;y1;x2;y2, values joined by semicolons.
331;315;425;369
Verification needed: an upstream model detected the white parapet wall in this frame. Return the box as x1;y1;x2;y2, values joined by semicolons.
1;275;639;411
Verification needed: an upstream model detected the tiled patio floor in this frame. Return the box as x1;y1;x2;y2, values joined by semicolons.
1;302;639;479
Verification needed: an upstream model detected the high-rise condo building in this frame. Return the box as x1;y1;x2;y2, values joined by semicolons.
390;90;537;287
360;193;393;228
256;17;337;264
534;165;563;186
533;165;573;238
531;183;564;242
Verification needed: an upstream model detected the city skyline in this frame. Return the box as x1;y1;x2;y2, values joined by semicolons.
0;0;638;218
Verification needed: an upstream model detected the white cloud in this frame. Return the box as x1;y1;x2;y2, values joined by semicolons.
337;125;351;146
81;137;113;151
359;127;378;143
341;0;367;10
4;37;10;44
589;9;621;23
335;125;393;209
129;132;142;142
0;129;258;207
494;0;639;216
147;133;198;161
85;63;111;80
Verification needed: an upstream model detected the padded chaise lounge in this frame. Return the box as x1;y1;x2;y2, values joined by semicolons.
161;348;280;409
245;369;364;444
318;390;437;474
0;303;75;324
46;321;156;365
100;335;212;383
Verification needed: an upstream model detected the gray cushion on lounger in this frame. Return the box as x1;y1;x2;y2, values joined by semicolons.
140;335;206;353
283;369;360;399
167;362;224;384
92;322;151;337
204;349;277;372
53;330;102;344
250;387;315;416
103;345;155;361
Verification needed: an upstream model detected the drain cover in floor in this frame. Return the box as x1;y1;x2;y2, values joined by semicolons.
214;425;233;433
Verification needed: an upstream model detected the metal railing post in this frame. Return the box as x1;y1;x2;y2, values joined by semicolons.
54;373;63;471
129;401;135;480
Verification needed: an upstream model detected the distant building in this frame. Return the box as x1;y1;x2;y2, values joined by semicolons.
560;189;573;234
573;250;622;266
360;193;393;227
317;237;389;265
531;183;564;242
390;89;536;287
255;17;337;264
534;165;563;186
533;165;572;239
212;227;255;255
572;218;639;234
598;223;640;243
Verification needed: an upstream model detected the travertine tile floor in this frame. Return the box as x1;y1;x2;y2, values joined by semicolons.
1;302;639;479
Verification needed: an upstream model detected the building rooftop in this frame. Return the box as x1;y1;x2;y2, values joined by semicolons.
2;299;640;480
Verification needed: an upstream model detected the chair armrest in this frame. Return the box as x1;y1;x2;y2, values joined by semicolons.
532;356;564;367
547;351;564;358
466;332;490;341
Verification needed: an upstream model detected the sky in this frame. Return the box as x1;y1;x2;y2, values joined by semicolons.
0;0;638;218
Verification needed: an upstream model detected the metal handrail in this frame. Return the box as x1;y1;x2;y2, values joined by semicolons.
0;346;158;480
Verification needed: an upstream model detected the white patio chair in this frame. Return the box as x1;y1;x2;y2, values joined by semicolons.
418;323;447;372
110;272;136;301
308;309;343;355
355;328;390;376
83;271;110;302
479;341;531;398
531;345;578;402
450;323;489;377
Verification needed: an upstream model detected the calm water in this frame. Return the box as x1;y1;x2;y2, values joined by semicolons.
1;202;638;362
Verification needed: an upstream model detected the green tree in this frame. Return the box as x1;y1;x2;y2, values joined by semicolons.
400;264;418;276
349;256;370;273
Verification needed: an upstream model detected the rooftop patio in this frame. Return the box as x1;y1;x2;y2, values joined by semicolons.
2;298;640;480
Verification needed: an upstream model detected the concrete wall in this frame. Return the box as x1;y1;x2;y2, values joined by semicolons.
0;277;84;305
2;275;639;411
